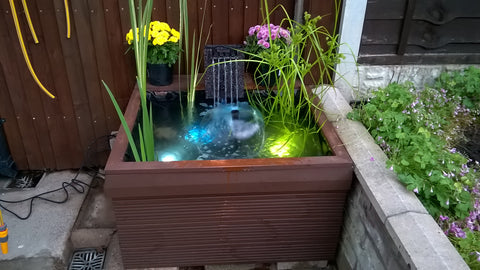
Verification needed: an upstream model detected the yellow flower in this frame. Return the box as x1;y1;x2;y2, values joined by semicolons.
170;29;180;39
159;30;170;39
168;36;179;43
158;22;171;32
153;36;168;46
126;29;133;44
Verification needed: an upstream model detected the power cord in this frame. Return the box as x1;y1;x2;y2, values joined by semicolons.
0;134;115;220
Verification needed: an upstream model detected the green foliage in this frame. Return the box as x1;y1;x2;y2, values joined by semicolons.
244;0;343;148
147;40;180;66
178;0;210;124
103;0;155;162
435;66;480;109
349;82;477;218
450;231;480;269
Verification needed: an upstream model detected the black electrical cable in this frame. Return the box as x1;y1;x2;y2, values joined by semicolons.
0;134;115;220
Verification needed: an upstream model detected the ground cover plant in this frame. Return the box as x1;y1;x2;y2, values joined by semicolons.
349;67;480;268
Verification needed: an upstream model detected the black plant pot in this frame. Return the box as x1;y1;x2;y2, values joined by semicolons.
147;63;173;86
248;62;278;87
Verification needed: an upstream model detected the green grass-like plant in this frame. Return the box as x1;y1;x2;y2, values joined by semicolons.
178;0;210;124
243;0;343;157
103;0;154;162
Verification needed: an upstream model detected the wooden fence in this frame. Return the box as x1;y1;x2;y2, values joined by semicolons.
0;0;337;170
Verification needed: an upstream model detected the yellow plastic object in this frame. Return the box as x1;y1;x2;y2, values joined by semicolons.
21;0;39;44
9;0;56;99
64;0;71;38
0;227;7;254
0;210;7;254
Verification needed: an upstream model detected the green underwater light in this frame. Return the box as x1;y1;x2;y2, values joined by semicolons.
268;135;294;157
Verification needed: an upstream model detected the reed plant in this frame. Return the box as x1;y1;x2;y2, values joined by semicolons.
103;0;154;162
178;0;211;124
244;0;343;157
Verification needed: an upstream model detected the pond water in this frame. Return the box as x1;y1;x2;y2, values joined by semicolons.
128;91;330;162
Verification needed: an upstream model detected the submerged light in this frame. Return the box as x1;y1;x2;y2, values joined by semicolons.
159;153;178;162
268;136;294;157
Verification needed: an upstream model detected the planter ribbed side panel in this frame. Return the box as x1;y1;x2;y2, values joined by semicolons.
113;192;347;268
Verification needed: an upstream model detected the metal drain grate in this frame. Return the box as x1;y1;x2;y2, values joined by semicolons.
68;248;106;270
6;170;45;189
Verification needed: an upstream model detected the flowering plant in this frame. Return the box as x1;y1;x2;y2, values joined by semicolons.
126;21;181;66
244;24;291;56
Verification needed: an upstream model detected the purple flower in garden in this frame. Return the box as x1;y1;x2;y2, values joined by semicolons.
413;188;419;194
439;215;449;222
449;222;467;238
248;26;257;36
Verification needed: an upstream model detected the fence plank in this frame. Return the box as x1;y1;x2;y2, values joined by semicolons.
244;0;260;35
0;1;45;168
0;64;28;169
52;0;96;161
71;0;109;141
104;0;136;112
30;0;79;169
211;0;229;44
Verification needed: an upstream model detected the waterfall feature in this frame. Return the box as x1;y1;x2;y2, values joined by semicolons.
204;45;245;106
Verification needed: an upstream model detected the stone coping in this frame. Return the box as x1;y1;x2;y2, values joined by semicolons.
320;87;468;269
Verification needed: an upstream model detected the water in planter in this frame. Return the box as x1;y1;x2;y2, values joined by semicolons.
128;46;329;162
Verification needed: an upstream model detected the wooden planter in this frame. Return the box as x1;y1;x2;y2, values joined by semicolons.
105;85;353;268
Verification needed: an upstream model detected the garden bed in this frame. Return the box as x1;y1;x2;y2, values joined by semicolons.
321;87;469;269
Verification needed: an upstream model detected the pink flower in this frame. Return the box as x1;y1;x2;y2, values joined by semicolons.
248;26;257;36
257;39;270;49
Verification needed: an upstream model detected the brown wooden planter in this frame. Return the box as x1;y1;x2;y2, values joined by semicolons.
105;85;353;268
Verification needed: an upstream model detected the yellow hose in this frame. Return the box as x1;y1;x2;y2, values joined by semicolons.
9;0;55;99
64;0;71;38
21;0;39;44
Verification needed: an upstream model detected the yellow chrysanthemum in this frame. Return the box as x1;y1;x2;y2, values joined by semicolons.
158;22;171;32
170;29;180;39
153;36;168;46
159;30;170;39
126;29;133;44
168;36;179;43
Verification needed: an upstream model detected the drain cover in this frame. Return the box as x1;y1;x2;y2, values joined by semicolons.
6;170;45;189
68;248;106;270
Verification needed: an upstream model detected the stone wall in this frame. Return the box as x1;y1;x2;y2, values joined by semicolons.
320;88;469;270
337;180;409;270
335;64;479;102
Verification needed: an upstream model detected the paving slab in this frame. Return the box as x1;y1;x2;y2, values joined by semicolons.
0;170;92;269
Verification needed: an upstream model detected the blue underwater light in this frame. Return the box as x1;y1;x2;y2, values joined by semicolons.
184;126;212;144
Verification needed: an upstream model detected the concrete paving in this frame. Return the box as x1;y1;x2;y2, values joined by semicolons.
0;170;93;269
